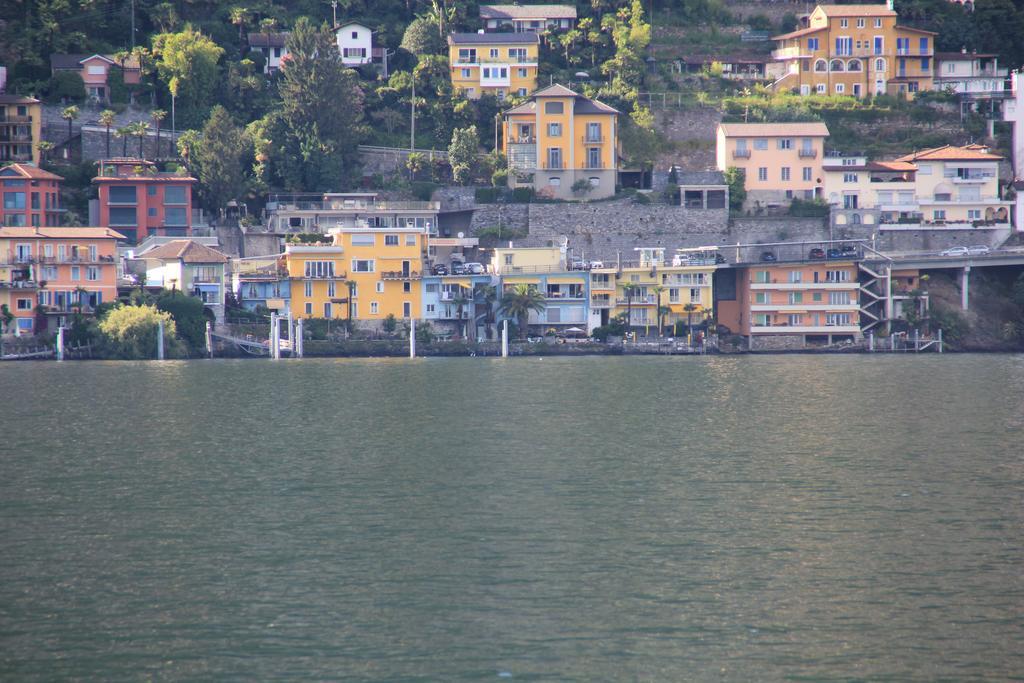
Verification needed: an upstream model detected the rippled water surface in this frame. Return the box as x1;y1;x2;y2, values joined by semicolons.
1;355;1023;681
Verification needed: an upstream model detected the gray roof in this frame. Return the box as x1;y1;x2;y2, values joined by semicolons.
480;4;578;20
248;32;290;48
676;171;727;186
448;32;540;45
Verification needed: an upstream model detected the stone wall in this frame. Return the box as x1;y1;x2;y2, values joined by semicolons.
728;216;830;244
749;335;808;351
832;223;1013;252
470;203;530;233
79;125;180;162
359;145;448;177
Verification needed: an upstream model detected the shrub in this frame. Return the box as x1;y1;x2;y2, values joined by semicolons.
788;198;830;217
410;181;439;201
47;72;86;102
930;305;968;346
511;187;534;203
97;304;182;359
156;291;208;352
475;187;502;203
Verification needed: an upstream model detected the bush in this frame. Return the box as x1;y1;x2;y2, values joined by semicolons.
156;291;208;352
571;178;593;196
97;304;182;359
475;187;502;203
491;168;508;187
511;187;534;203
410;181;439;201
788;198;830;217
47;72;85;102
930;305;968;346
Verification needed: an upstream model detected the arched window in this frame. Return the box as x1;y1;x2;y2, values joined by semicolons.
875;58;885;71
830;59;845;72
847;59;862;72
851;213;862;224
814;59;828;72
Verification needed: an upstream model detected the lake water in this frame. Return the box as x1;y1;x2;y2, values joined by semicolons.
1;355;1022;681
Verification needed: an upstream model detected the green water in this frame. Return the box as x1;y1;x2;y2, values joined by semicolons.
1;356;1022;681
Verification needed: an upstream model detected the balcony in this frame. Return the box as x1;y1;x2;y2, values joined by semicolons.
798;148;818;159
732;149;751;159
0;280;39;289
583;161;604;170
0;116;33;124
507;136;536;145
616;295;658;305
545;291;584;300
37;254;115;265
381;270;422;280
590;279;615;291
752;324;860;334
582;135;605;144
302;270;346;280
772;47;810;60
541;160;565;170
590;296;612;308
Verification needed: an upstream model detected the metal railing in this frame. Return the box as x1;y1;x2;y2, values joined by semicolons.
732;149;751;159
507;136;536;144
798;149;818;158
381;270;422;280
582;135;605;144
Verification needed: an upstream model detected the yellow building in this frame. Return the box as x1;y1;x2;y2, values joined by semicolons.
501;84;619;200
0;95;43;165
448;33;539;100
592;248;716;334
285;227;428;327
716;122;830;209
770;3;935;98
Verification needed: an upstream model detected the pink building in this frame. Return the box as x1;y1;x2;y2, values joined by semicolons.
92;159;197;244
0;164;63;228
49;54;141;102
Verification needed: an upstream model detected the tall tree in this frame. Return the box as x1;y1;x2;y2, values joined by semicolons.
99;109;117;159
499;284;547;339
151;26;225;129
448;125;480;185
151;110;167;158
61;105;79;144
193;106;247;213
274;17;365;190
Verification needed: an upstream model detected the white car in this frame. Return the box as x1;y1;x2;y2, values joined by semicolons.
966;245;991;256
940;246;968;257
464;262;485;274
588;260;605;269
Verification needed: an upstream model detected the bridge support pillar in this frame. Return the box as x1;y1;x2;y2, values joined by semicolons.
960;266;971;311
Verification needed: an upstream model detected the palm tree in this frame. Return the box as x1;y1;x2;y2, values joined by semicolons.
36;140;55;164
653;285;666;336
151;110;167;158
452;287;470;339
498;283;546;340
116;126;131;156
345;280;357;333
230;6;250;44
621;284;638;337
683;303;699;343
61;105;79;144
130;121;150;158
477;284;498;339
99;109;116;158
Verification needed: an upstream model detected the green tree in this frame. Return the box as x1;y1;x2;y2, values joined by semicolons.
452;287;471;339
400;17;445;56
152;26;225;129
193;105;247;213
499;283;546;339
448;125;480;185
97;304;181;359
116;126;131;156
49;72;85;103
619;107;660;190
151;109;167;158
156;291;207;352
724;166;746;212
99;109;116;158
130;121;150;158
61;105;79;144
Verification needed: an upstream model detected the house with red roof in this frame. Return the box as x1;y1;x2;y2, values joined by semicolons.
0;164;63;228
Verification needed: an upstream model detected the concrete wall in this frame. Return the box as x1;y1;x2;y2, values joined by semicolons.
749;334;809;351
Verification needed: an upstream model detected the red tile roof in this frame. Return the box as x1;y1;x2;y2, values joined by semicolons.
140;240;228;264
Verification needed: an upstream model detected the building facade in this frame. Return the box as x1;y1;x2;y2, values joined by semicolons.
247;33;290;74
0;226;123;335
492;246;591;333
336;22;375;67
479;4;578;32
502;84;619;200
0;95;42;165
716;122;829;208
0;164;63;227
770;4;935;98
933;51;1010;118
139;240;229;321
448;33;539;100
49;53;142;101
91;158;197;244
263;193;440;236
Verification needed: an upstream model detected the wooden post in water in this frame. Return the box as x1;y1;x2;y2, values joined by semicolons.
56;326;65;361
287;311;294;358
205;321;214;359
938;327;943;353
868;331;874;352
295;318;304;358
501;319;509;357
409;318;416;358
157;320;165;360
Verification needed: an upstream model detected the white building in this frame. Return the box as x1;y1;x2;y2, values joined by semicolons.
247;33;290;74
336;22;373;67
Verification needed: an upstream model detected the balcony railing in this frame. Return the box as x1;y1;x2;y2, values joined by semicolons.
302;271;346;279
0;280;38;289
582;135;605;144
798;148;817;158
545;291;584;300
542;160;565;170
37;255;115;264
507;136;536;145
0;116;33;124
616;295;658;305
733;149;751;159
381;270;422;280
583;161;604;170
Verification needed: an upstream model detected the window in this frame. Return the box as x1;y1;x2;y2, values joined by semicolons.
830;59;845;72
461;68;471;78
835;37;852;56
847;59;861;72
826;270;850;283
384;234;399;246
547;123;562;136
920;38;929;54
71;266;81;281
164;207;187;226
829;291;851;305
30;192;39;210
754;292;768;304
370;302;379;314
547;148;562;169
777;139;792;150
458;48;476;62
814;59;827;72
753;314;770;326
517;68;528;78
3;192;25;209
789;292;803;304
403;302;411;318
808;38;819;51
897;37;909;55
788;314;803;326
518;88;528;97
406;235;417;246
968;209;982;220
164;186;187;204
324;302;332;318
148;208;157;217
304;261;335;278
352;259;374;272
826;313;851;326
690;288;701;304
757;167;767;181
840;18;848;27
87;65;106;75
788;271;802;283
933;210;946;220
816;83;826;94
351;233;375;246
786;190;793;199
754;271;770;284
853;84;861;96
426;304;435;313
16;298;32;310
544;101;563;114
875;18;882;28
875;58;885;71
85;266;99;281
108;186;137;203
753;139;768;150
109;207;137;226
813;292;823;302
504;254;514;265
586;122;601;142
857;18;865;27
304;281;313;297
843;173;858;183
327;281;336;297
490;48;499;58
781;167;791;181
403;281;411;293
921;57;929;72
509;48;527;60
843;194;859;209
549;177;561;187
803;167;813;182
376;281;384;293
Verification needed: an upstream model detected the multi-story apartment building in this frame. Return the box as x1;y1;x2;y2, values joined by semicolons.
480;4;577;32
420;272;496;339
285;225;429;327
492;246;591;334
934;51;1010;118
824;144;1012;228
448;33;539;100
502;84;619;200
247;33;290;74
49;53;142;101
770;3;935;98
716;122;829;208
139;240;229;321
0;95;42;165
0;164;63;227
590;248;716;334
263;193;440;236
91;158;197;244
233;255;290;313
0;226;123;335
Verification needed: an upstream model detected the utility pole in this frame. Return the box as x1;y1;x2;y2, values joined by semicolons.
131;0;136;50
410;75;416;154
331;0;338;27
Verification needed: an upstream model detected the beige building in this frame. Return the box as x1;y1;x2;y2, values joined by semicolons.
770;3;936;98
716;122;829;209
824;144;1012;228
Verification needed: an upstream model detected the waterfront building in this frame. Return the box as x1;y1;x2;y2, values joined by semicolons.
247;33;290;74
91;158;198;244
479;5;578;32
0;226;123;335
716;122;829;210
824;144;1012;228
448;32;539;100
139;240;229;322
769;3;935;98
421;272;496;340
263;192;440;236
49;53;142;102
232;255;290;314
492;246;591;334
502;84;619;200
591;248;716;335
0;95;42;165
0;164;63;228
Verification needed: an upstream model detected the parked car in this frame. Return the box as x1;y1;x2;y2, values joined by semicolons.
570;260;588;271
760;251;777;262
840;243;858;255
715;253;727;264
940;246;969;257
451;262;468;275
432;263;448;275
826;248;843;259
967;245;991;256
464;262;485;274
809;248;826;260
588;260;605;269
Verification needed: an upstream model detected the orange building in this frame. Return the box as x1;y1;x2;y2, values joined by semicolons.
0;226;124;335
0;95;42;165
92;158;197;244
0;164;63;228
